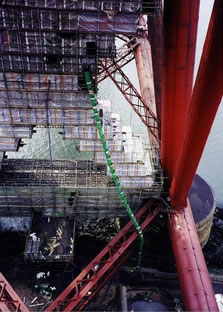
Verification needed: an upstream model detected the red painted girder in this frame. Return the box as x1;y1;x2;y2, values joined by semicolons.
46;200;162;312
170;0;223;207
97;37;137;84
168;200;218;311
99;62;160;142
147;14;163;128
97;32;160;143
161;0;200;181
135;32;159;145
0;273;30;312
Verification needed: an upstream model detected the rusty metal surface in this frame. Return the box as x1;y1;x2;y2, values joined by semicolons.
161;0;200;181
135;32;159;146
168;200;218;311
170;0;223;207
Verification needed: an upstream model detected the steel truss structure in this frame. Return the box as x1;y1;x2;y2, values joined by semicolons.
0;0;222;311
46;199;162;311
99;61;159;141
0;273;30;312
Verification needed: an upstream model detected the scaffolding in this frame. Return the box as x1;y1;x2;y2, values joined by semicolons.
0;0;162;150
24;216;75;263
0;0;163;220
0;1;145;76
0;158;163;217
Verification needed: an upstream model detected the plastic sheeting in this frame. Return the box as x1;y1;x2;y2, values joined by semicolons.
79;13;138;34
63;125;113;140
123;136;144;154
0;216;31;232
0;91;91;109
0;8;78;32
95;151;144;163
0;7;138;33
0;125;33;138
0;151;4;169
0;55;81;74
0;108;95;126
119;176;154;188
0;73;79;91
0;137;20;151
109;163;152;177
79;139;123;152
0;2;139;76
1;1;141;13
0;31;115;58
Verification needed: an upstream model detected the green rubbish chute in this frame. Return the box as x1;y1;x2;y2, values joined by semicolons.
84;71;144;270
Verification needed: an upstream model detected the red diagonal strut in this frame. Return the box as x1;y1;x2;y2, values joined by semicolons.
170;0;223;207
135;31;160;145
168;200;218;311
97;38;137;84
0;273;30;312
162;1;220;310
99;62;160;142
46;200;162;312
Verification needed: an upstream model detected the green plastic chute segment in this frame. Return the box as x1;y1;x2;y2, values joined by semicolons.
84;71;144;270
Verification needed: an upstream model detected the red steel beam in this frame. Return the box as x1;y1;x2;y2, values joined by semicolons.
161;2;219;310
46;200;162;311
168;200;218;311
97;37;137;84
170;0;223;207
147;14;163;128
161;0;200;181
0;273;30;312
135;32;159;146
100;61;160;142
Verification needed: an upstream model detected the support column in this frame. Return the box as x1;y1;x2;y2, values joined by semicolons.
147;14;163;130
135;32;159;146
168;200;218;311
170;0;223;207
161;0;200;180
